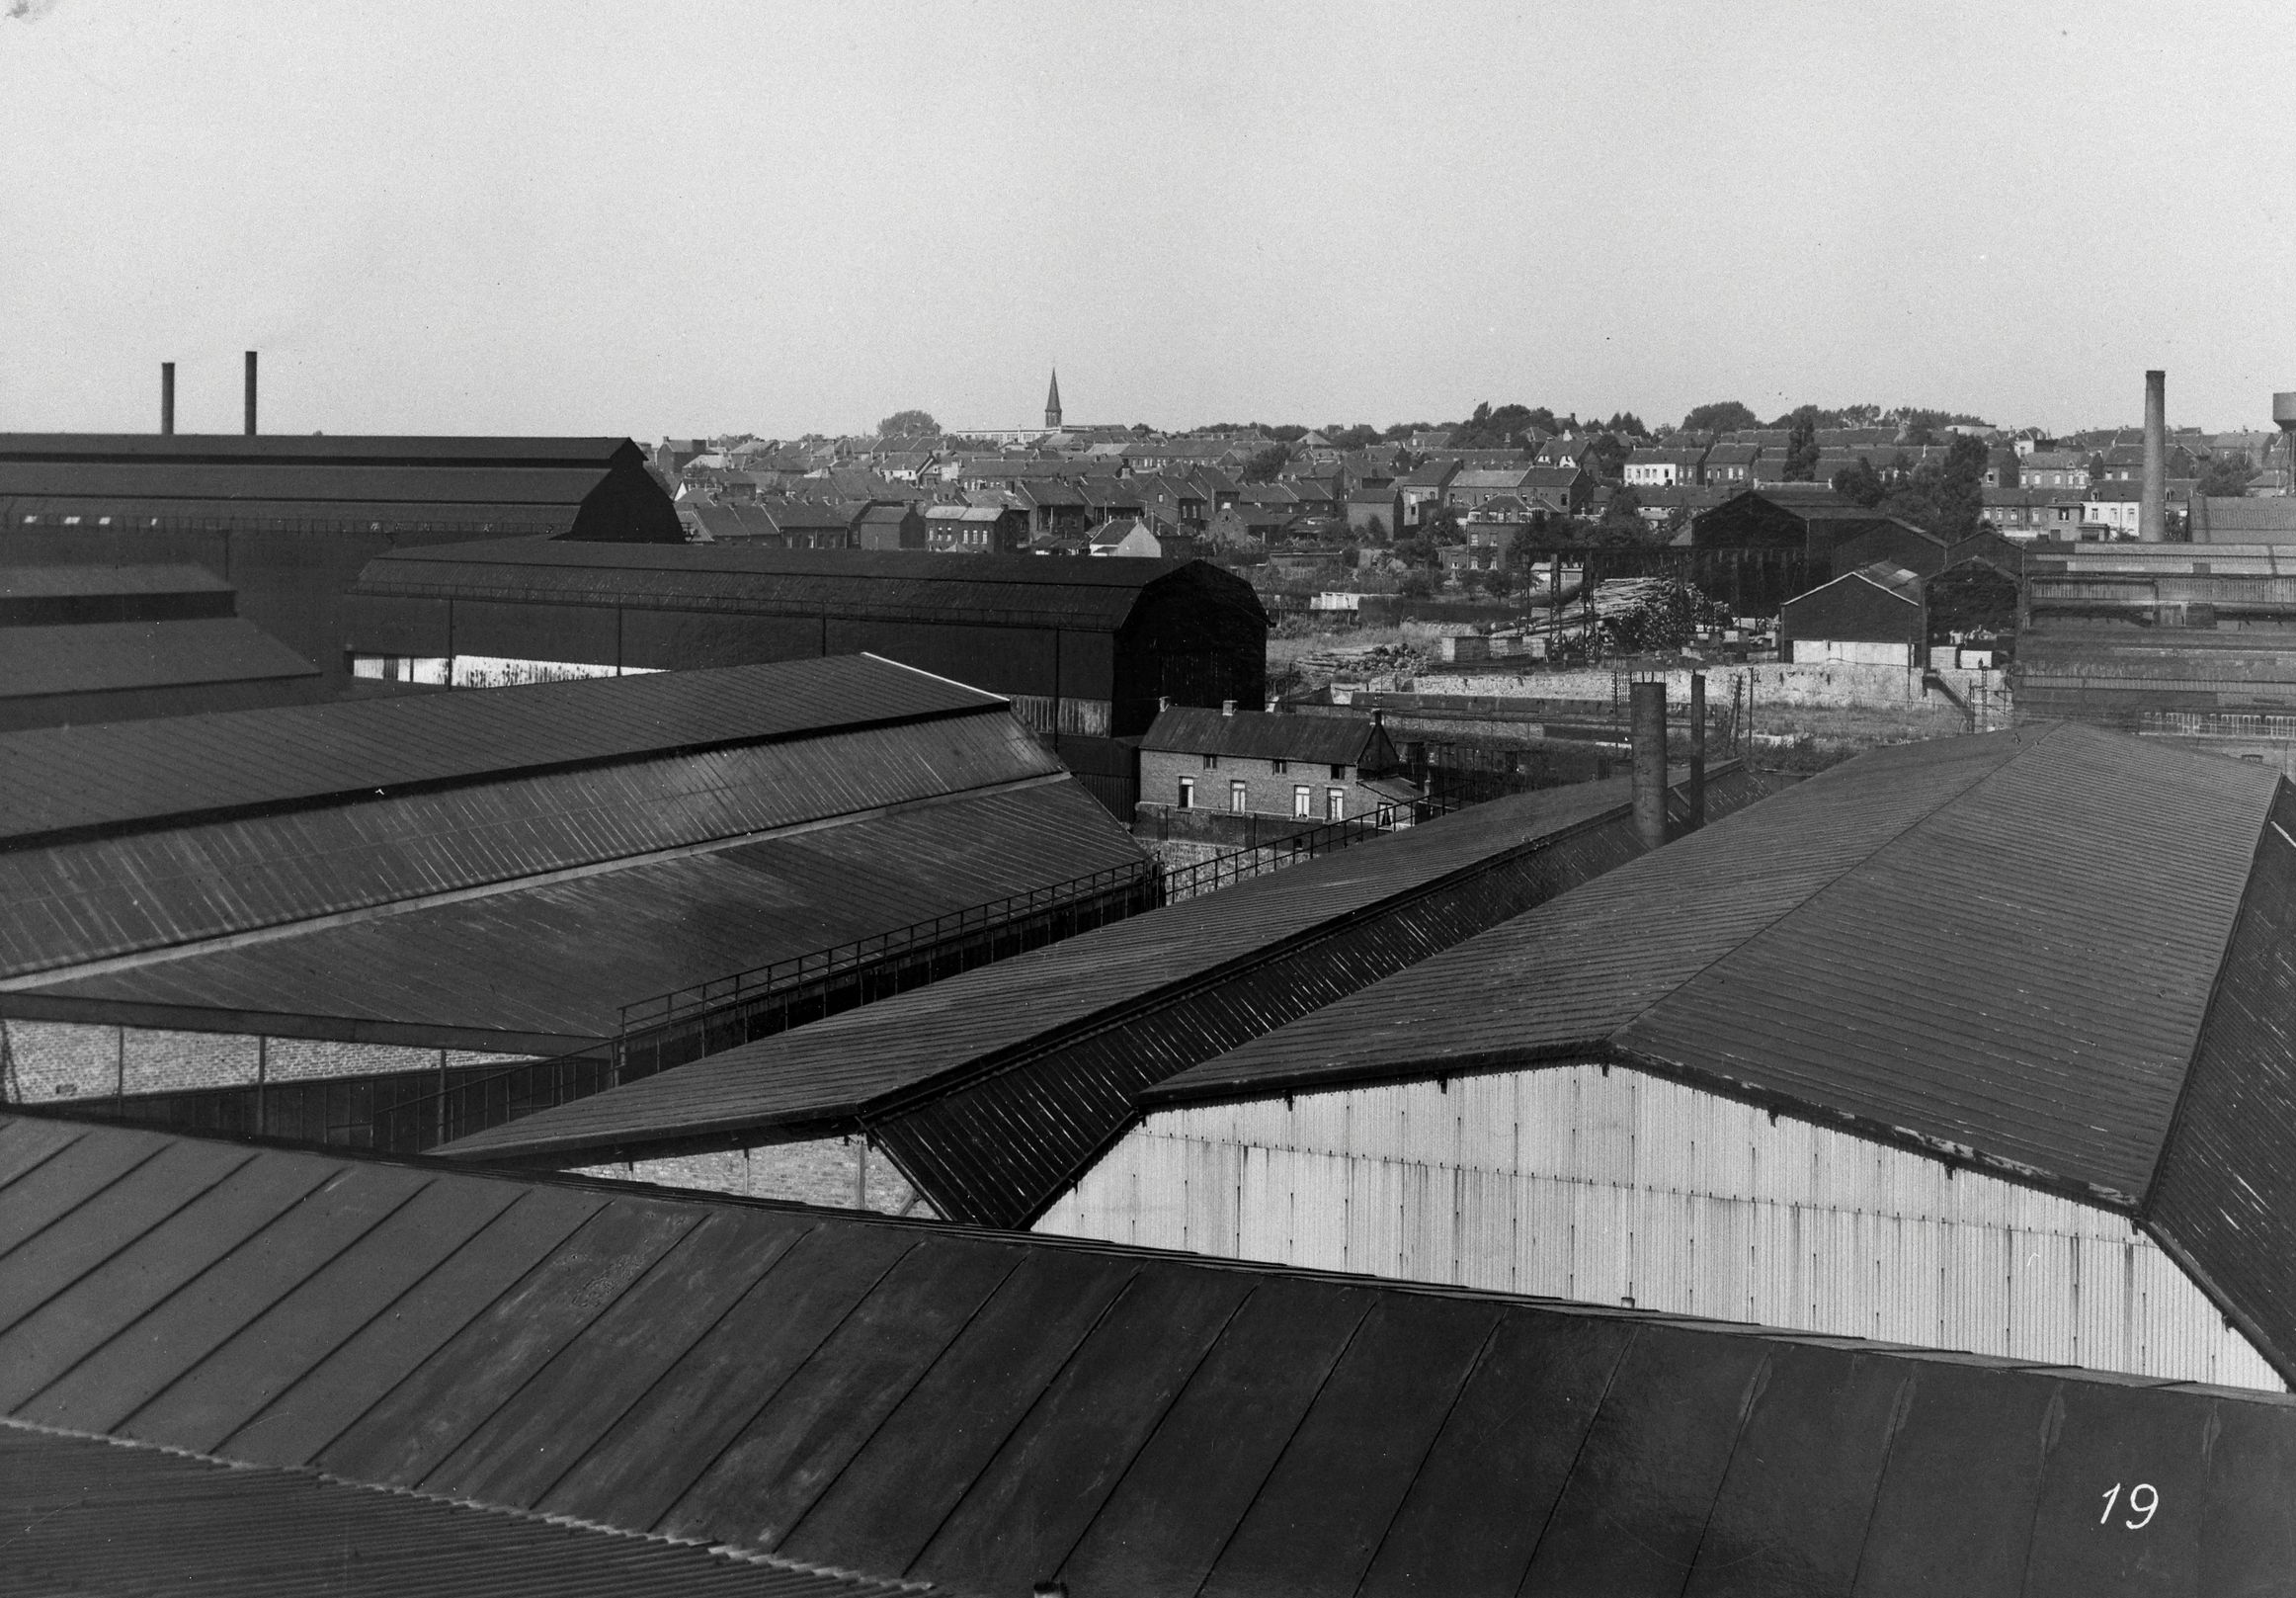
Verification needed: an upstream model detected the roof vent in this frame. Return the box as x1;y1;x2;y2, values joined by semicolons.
1222;699;1237;716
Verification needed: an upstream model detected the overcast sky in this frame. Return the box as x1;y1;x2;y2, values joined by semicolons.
5;1;2294;440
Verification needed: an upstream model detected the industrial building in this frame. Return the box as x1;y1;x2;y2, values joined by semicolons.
0;655;1144;1181
441;760;1772;1226
4;1114;2292;1594
1777;560;1927;665
1035;723;2296;1391
0;433;684;699
0;563;322;730
343;540;1269;812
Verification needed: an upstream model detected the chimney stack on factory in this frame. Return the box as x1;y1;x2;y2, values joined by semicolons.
160;363;175;436
244;351;259;436
2140;369;2167;542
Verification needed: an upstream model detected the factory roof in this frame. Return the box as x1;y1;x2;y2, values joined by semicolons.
0;619;318;702
349;539;1267;632
5;1115;2291;1595
0;1422;925;1598
1148;724;2296;1382
0;652;993;849
0;562;229;600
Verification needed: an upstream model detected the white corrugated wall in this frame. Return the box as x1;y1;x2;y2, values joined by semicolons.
1034;1063;2282;1390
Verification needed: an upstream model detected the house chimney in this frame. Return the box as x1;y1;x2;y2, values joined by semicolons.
244;350;258;436
160;363;175;435
1222;698;1236;716
2140;369;2166;542
1630;681;1667;851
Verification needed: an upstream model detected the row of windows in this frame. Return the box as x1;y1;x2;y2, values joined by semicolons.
1199;754;1347;778
1178;777;1349;821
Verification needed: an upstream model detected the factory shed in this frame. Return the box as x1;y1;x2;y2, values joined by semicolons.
1828;516;1948;579
2;1116;2293;1597
0;435;683;698
1778;559;1926;665
0;657;1144;1133
345;540;1268;814
0;1422;923;1598
440;762;1773;1228
1089;724;2295;1389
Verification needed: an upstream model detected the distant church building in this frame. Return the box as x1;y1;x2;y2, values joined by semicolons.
1045;369;1063;431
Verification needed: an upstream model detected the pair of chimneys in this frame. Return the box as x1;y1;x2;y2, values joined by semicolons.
158;352;258;436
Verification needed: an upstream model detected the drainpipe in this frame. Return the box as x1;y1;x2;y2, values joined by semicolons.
1687;671;1706;829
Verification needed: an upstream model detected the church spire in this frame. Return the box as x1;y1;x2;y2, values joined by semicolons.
1044;367;1062;430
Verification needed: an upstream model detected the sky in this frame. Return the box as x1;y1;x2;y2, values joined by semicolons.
5;0;2296;441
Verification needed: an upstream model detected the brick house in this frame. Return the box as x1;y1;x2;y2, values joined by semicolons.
1139;705;1417;824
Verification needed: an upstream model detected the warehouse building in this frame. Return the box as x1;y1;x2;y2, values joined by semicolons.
1038;724;2296;1391
442;761;1773;1226
3;1114;2292;1595
343;540;1269;813
0;563;322;731
0;656;1144;1193
1777;559;1927;665
0;434;684;698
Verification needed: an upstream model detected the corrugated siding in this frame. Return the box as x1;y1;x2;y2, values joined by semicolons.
1040;1064;2284;1390
3;711;1061;980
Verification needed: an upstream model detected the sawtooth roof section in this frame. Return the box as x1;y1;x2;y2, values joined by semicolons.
1138;706;1385;767
350;538;1270;632
19;781;1140;1045
0;1422;929;1598
0;619;318;700
1153;723;2278;1208
439;768;1759;1169
2;1115;2291;1596
0;653;999;848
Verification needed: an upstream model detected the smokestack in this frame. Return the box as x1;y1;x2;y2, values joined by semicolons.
160;363;175;436
1630;681;1667;851
2140;369;2166;542
1687;672;1706;829
244;350;258;436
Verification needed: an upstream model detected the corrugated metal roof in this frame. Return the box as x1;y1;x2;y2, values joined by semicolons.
349;538;1269;633
0;654;999;847
0;563;229;598
1138;706;1382;766
0;460;623;508
0;1421;929;1596
0;618;318;699
1154;724;2279;1208
0;706;1068;984
439;768;1765;1172
3;1116;2291;1595
22;780;1141;1041
0;434;644;466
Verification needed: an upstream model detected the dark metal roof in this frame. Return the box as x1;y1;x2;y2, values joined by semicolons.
0;1421;927;1597
3;1116;2291;1595
349;538;1269;633
0;434;646;466
0;619;317;699
21;780;1141;1042
0;698;1068;988
1154;724;2279;1208
0;562;229;598
439;767;1768;1186
0;653;999;848
0;460;626;508
1138;706;1384;766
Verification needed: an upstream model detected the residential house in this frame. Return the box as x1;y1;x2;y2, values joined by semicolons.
2021;450;2091;491
1140;705;1414;824
1345;488;1402;539
1623;443;1709;487
1088;517;1165;557
924;502;1028;553
854;502;927;550
1702;443;1763;486
1518;464;1593;517
2081;482;2144;540
1394;459;1458;528
1449;467;1539;513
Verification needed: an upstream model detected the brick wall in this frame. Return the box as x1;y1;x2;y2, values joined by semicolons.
572;1135;927;1218
1;1019;531;1105
1139;747;1375;820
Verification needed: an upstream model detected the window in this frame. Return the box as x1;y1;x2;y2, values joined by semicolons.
1271;758;1287;774
1202;753;1219;770
1293;785;1312;818
1329;763;1346;780
1230;780;1248;813
1178;777;1194;809
1327;788;1346;822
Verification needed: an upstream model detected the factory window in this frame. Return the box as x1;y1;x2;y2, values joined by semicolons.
1327;788;1346;822
1178;777;1194;809
1230;780;1248;813
1293;785;1312;818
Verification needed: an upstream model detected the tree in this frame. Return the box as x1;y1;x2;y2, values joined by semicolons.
1831;458;1889;508
1603;411;1647;437
876;409;939;438
1784;416;1820;481
1240;443;1290;483
2197;451;2258;498
1681;400;1759;435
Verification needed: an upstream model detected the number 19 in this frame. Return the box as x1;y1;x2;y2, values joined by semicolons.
2100;1482;2158;1529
